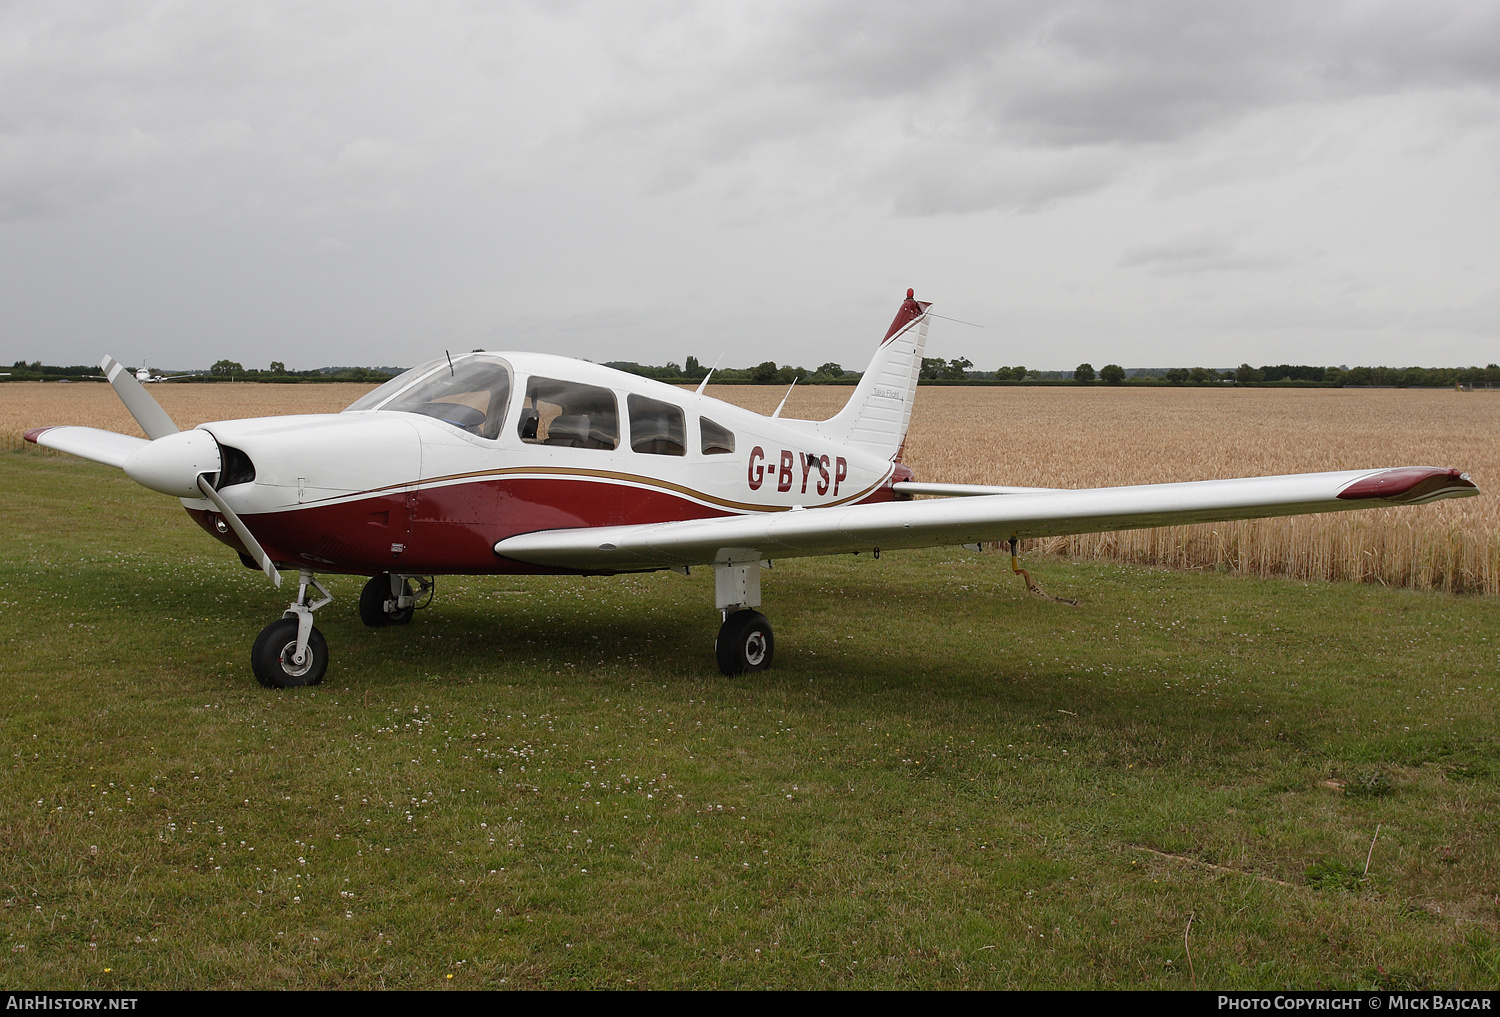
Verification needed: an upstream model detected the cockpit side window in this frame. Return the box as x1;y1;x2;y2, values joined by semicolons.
700;416;735;455
519;377;619;450
628;394;686;456
345;355;513;441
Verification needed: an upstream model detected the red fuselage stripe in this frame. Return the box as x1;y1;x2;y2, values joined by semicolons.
189;472;899;576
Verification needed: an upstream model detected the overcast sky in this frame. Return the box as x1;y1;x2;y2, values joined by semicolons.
2;1;1497;373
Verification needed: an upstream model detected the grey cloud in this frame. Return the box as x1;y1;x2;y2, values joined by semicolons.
1120;236;1289;276
0;3;552;222
779;1;1500;146
876;143;1120;216
10;2;1498;226
565;1;1500;216
2;2;1497;369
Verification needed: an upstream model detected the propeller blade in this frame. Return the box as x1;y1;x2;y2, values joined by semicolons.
101;355;179;440
195;475;281;587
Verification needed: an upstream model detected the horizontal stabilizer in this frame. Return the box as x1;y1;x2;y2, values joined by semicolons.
496;467;1478;571
24;426;149;469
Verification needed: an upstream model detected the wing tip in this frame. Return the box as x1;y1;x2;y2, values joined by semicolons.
1337;467;1478;503
23;426;58;445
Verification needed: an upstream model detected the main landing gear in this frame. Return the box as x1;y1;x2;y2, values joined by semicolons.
712;553;774;676
358;572;432;628
251;569;332;688
716;609;773;675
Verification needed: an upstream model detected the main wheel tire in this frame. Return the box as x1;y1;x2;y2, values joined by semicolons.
251;617;328;688
358;573;414;627
715;609;774;676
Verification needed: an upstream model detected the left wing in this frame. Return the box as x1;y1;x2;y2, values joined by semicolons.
495;466;1478;571
25;425;150;468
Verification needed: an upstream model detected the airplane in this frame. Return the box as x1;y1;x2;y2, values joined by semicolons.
134;362;192;383
23;289;1480;688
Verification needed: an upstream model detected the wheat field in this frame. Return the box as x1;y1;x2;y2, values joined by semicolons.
7;380;1495;593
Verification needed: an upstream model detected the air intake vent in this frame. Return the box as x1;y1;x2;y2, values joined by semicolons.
218;444;256;487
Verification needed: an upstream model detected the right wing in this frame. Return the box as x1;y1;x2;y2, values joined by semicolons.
495;466;1478;571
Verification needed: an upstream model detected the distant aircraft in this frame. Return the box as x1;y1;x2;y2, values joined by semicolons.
25;290;1478;687
134;362;191;383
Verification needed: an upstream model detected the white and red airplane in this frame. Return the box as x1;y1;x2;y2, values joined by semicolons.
25;290;1479;687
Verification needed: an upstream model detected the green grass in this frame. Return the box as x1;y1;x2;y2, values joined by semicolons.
3;449;1498;989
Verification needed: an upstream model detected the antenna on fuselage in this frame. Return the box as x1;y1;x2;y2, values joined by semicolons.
771;375;799;418
444;350;455;377
694;351;725;396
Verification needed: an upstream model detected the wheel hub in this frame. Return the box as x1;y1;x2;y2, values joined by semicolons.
277;640;316;678
743;632;767;666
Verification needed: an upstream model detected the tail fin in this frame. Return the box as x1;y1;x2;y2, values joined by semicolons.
814;289;931;461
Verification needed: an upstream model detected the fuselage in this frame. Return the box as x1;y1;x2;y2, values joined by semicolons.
183;352;909;576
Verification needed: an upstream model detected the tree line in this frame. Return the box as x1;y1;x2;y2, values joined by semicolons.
603;356;852;385
8;357;1500;389
2;360;398;383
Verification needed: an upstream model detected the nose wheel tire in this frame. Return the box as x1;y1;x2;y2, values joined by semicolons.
251;617;328;688
359;573;413;627
715;609;774;676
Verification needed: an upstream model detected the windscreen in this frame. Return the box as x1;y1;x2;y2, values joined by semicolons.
344;355;513;440
344;358;446;412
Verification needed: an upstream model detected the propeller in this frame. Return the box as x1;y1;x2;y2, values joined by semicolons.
101;355;179;439
103;354;281;587
195;474;281;586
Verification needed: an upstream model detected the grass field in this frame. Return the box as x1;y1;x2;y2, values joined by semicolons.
7;381;1495;593
3;447;1498;989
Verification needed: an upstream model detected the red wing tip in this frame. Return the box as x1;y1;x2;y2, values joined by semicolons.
1337;467;1478;502
23;426;59;444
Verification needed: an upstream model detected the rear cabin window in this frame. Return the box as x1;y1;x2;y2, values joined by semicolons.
345;354;512;440
518;377;619;450
628;394;686;456
700;417;735;455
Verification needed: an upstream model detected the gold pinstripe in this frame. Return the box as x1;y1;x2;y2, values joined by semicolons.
294;464;892;513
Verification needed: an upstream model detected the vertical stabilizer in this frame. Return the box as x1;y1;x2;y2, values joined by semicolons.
814;289;931;461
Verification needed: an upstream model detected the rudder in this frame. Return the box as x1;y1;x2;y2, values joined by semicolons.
814;289;931;461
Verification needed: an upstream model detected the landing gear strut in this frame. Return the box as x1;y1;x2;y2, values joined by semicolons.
251;569;332;688
712;552;774;675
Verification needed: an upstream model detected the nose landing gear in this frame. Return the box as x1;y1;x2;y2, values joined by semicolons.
251;569;332;688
